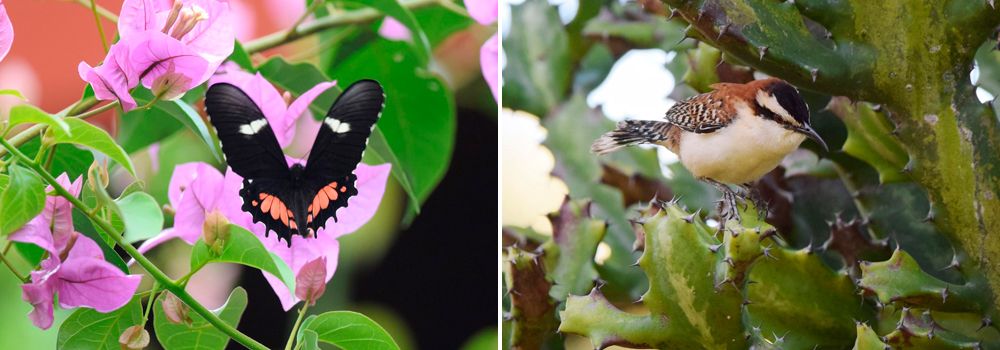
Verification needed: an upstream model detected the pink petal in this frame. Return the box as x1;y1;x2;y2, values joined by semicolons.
49;174;84;250
259;234;340;310
378;17;411;41
126;31;210;98
57;257;142;312
167;162;205;207
21;281;55;329
0;1;12;63
294;256;327;305
78;42;139;111
464;0;498;25
172;189;208;243
321;163;391;238
188;163;224;211
176;0;235;67
8;217;55;255
480;34;498;102
221;168;252;225
65;234;107;261
283;81;336;149
117;0;161;39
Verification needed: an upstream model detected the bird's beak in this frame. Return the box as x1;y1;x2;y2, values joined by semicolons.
796;125;828;152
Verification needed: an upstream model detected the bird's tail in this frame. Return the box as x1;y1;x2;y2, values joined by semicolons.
591;120;672;155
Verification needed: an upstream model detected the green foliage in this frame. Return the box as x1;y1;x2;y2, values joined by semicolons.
153;288;248;350
9;105;70;134
56;298;142;350
297;311;400;350
0;165;46;235
189;224;296;291
502;0;570;116
115;192;163;244
48;119;135;176
325;39;456;207
132;88;223;163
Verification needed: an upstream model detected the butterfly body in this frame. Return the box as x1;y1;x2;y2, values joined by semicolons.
205;80;384;245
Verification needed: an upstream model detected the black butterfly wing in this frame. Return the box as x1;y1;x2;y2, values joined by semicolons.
205;83;289;179
205;83;298;242
302;79;384;233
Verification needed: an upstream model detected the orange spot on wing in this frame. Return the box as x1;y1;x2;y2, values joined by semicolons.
290;221;297;230
323;186;338;201
252;200;259;206
340;186;347;193
280;207;289;225
261;195;274;212
271;200;283;220
259;193;267;200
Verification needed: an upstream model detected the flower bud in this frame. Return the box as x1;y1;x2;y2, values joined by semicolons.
203;209;229;255
295;257;328;306
161;292;191;325
118;325;150;350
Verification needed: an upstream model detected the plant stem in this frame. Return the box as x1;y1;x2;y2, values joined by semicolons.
88;0;110;52
0;138;268;350
73;0;119;22
73;100;119;120
284;303;311;350
0;97;103;159
141;281;159;324
0;247;28;283
243;0;438;53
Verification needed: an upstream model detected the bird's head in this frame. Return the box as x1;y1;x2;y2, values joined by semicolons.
751;79;828;151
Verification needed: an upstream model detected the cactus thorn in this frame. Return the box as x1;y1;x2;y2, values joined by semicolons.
940;287;949;303
979;316;992;331
758;46;768;60
683;210;698;223
942;252;961;271
717;23;730;40
709;243;723;253
634;296;644;304
667;9;679;20
742;299;752;306
810;68;819;82
990;0;996;9
759;228;777;242
804;241;815;254
723;257;735;266
747;279;758;284
762;247;776;260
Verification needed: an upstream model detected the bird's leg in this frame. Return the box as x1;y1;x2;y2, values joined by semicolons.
703;178;740;222
740;182;769;220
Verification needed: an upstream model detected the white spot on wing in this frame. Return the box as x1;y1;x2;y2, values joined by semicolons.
325;118;351;133
239;119;268;135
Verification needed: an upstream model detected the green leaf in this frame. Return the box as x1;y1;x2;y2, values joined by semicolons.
19;139;95;179
301;311;400;350
133;88;223;163
325;39;456;207
0;165;47;235
502;0;570;116
297;329;320;350
48;119;136;176
119;104;183;153
57;298;142;350
0;88;26;100
72;208;129;273
190;224;296;290
230;40;254;70
153;287;249;350
411;6;473;47
827;97;909;183
541;201;606;301
115;192;163;244
346;0;432;65
9;104;70;134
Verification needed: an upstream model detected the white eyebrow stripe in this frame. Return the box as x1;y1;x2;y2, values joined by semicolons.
325;118;351;133
756;90;798;125
239;119;269;135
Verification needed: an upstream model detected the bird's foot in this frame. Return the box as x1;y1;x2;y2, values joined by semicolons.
740;183;769;221
705;179;741;223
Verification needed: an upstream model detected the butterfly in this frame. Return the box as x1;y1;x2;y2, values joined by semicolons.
205;79;384;245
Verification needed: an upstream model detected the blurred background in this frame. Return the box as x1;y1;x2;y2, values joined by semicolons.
0;1;496;348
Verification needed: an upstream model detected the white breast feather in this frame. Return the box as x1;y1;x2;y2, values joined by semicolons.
678;102;805;184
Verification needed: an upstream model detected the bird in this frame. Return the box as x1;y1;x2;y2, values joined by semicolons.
591;78;827;221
